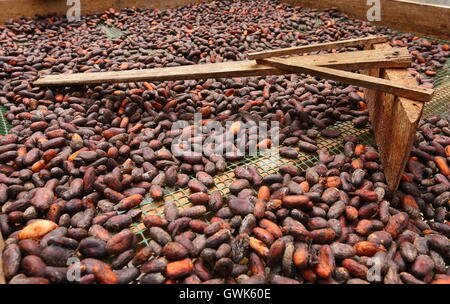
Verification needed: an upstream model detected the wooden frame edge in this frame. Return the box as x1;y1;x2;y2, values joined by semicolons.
363;42;424;191
0;0;212;24
283;0;450;40
0;232;5;284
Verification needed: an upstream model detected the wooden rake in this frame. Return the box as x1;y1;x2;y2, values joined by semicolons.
248;37;433;102
34;36;434;190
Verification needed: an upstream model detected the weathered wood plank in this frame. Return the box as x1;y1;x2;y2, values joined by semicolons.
2;0;448;40
0;232;5;284
363;42;425;191
1;0;448;40
248;36;389;60
0;0;212;24
261;57;433;102
34;48;411;86
284;0;450;40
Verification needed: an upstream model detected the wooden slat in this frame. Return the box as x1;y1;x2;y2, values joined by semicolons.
248;36;389;60
284;0;450;40
260;57;433;102
0;232;5;284
1;1;448;40
0;0;212;24
363;42;425;191
34;48;411;86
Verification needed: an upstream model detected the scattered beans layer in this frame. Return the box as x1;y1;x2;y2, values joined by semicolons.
0;0;448;284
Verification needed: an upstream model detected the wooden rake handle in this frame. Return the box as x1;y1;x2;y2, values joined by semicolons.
248;36;390;60
261;57;434;103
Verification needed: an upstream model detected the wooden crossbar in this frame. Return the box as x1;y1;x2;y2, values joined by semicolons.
0;232;4;284
248;35;390;60
34;48;410;87
362;42;427;191
261;57;434;102
31;36;431;191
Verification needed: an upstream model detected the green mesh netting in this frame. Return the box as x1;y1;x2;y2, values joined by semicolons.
132;39;450;246
423;58;450;117
0;32;447;246
96;24;126;39
131;118;377;246
0;105;12;136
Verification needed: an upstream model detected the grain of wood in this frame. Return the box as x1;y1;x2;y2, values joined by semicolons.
34;49;411;86
284;0;450;40
362;42;425;191
248;36;389;59
261;57;433;102
0;0;212;23
2;0;448;39
0;232;5;284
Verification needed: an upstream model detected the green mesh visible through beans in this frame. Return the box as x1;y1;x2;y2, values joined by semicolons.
131;40;450;247
96;24;126;39
0;28;447;246
0;105;12;136
131;119;376;246
423;58;450;118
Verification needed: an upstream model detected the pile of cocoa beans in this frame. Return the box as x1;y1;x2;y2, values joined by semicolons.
136;143;450;284
0;0;448;284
